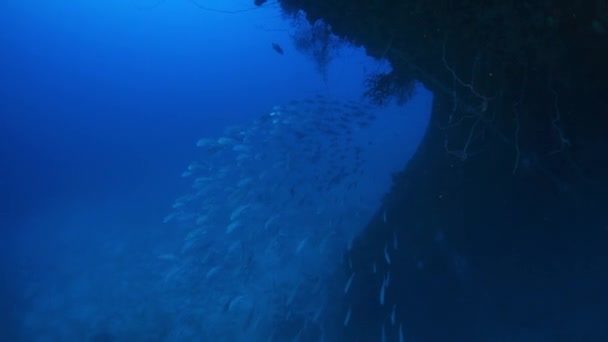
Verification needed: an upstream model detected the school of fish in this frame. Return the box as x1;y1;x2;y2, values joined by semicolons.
161;95;409;341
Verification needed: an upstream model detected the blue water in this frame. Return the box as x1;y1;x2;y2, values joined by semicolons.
1;0;431;340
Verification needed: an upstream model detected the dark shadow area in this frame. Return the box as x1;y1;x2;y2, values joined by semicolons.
276;0;608;340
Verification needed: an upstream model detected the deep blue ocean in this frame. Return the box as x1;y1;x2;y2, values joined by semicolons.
1;0;431;340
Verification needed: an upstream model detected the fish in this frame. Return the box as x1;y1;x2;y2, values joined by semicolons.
195;215;208;225
312;305;323;322
230;204;250;221
233;144;251;152
162;213;177;223
343;305;352;326
196;138;214;147
205;265;221;279
217;137;236;145
271;43;284;55
162;96;410;340
380;279;386;306
295;237;308;255
264;215;279;230
237;178;253;187
384;242;391;265
227;294;247;311
344;272;355;294
226;220;241;234
184;228;206;241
